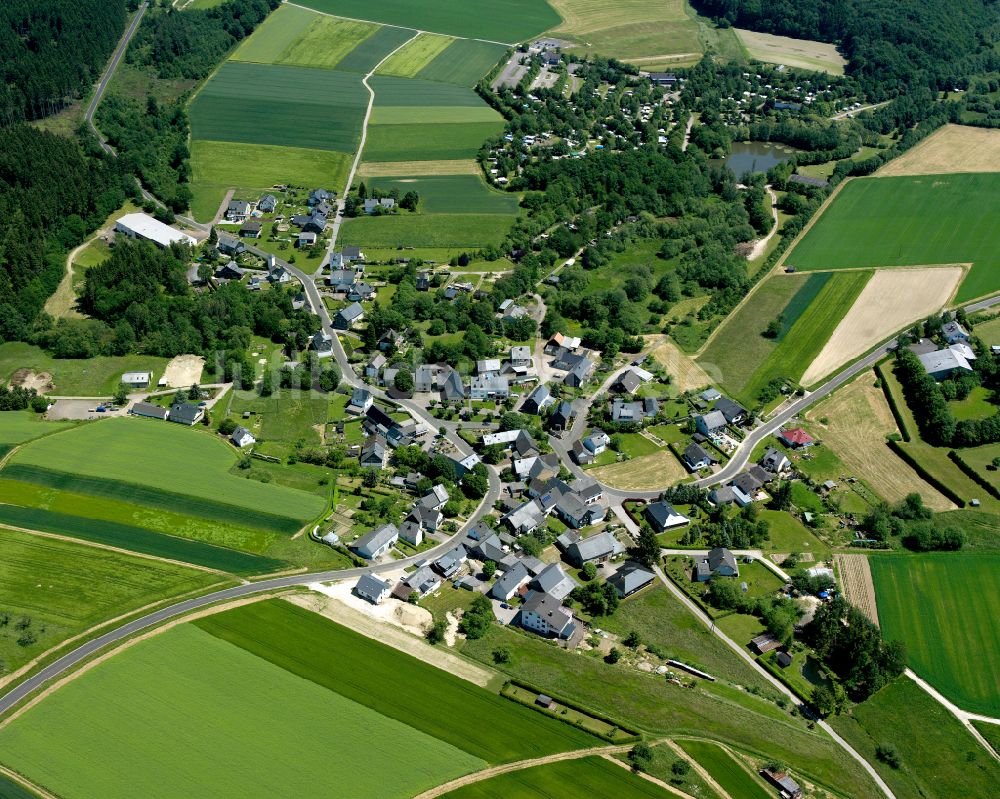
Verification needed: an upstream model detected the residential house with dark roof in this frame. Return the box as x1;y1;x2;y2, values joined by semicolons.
168;402;203;426
333;302;365;330
644;500;689;532
760;447;790;473
439;368;465;403
216;232;245;256
695;547;739;581
226;199;251;222
214;262;244;281
130;402;168;421
491;562;530;600
522;383;551;415
308;188;331;206
695;410;727;436
355;573;392;604
583;429;610;454
571;440;593;464
609;563;655;597
683;443;715;472
258;194;277;213
531;563;578;600
519;591;576;639
548;400;574;431
433;545;468;578
302;213;327;234
402;565;440;597
565;531;624;567
614;370;642;394
239;220;262;239
714;397;748;425
564;356;594;387
360;435;388;468
231;426;256;448
311;330;334;356
365;353;387;379
349;388;373;415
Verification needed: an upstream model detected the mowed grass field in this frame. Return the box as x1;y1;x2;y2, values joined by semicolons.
785;174;1000;302
870;553;1000;715
341;213;515;248
677;740;773;799
294;0;560;41
440;756;676;798
10;418;325;522
189;62;367;152
0;527;220;672
197;600;597;762
376;32;453;77
189;140;350;222
0;622;485;799
0;342;167;396
735;28;846;74
365;175;518;214
417;39;510;86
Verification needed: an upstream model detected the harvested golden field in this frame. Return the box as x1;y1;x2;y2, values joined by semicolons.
877;124;1000;176
647;335;713;392
735;28;846;74
590;451;687;490
801;267;963;385
806;375;955;511
358;159;481;177
834;553;879;626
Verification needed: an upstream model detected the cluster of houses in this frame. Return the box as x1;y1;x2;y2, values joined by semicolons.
545;333;597;388
346;395;426;467
911;318;977;380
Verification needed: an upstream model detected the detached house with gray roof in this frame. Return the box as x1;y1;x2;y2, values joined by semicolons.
491;562;530;600
530;563;578;601
565;531;624;567
609;563;655;597
683;442;716;472
695;547;739;582
355;573;392;605
333;302;365;330
352;523;399;560
519;591;576;639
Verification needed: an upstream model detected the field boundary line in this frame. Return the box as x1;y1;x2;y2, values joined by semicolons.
0;444;21;471
660;739;734;799
599;753;698;798
0;765;57;799
0;579;232;693
0;592;291;730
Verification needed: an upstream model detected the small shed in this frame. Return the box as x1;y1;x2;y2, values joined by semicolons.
535;694;555;709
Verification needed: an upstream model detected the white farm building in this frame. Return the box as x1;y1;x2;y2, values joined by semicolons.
115;213;196;248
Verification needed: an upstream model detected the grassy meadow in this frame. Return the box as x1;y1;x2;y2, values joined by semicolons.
376;32;454;77
870;553;1000;715
341;213;514;248
364;175;518;214
0;342;167;396
676;740;773;799
785;174;1000;302
0;413;73;447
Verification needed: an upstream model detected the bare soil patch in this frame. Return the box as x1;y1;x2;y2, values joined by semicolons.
590;450;686;490
647;336;713;392
834;553;879;626
806;375;955;510
877;124;1000;176
9;369;53;394
161;354;205;387
735;28;846;74
801;266;963;385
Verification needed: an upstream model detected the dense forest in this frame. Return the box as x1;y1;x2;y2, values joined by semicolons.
692;0;1000;96
0;0;128;124
0;126;132;343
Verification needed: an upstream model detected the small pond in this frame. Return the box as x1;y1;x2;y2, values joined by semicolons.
722;141;799;176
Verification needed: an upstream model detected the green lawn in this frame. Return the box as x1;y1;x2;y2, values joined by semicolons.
951;442;1000;491
376;32;453;77
190;62;367;153
417;38;509;85
364;121;505;161
0;342;167;396
11;418;325;521
341;213;514;248
362;175;517;214
640;744;723;799
972;315;1000;345
677;740;773;799
294;0;560;41
830;677;1000;799
785;174;1000;302
0;527;221;673
870;553;1000;715
758;510;831;561
440;756;675;798
196;600;598;763
0;623;484;799
615;432;661;459
948;385;996;421
226;390;330;446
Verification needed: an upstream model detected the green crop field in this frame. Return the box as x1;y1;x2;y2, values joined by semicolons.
370;75;489;106
190;62;367;152
189;140;351;223
973;720;1000;755
10;418;325;521
785;174;1000;302
364;175;518;214
0;623;484;799
0;413;72;446
440;756;675;798
0;527;219;672
333;26;417;73
196;600;598;762
871;553;1000;715
677;741;773;799
294;0;560;41
370;105;502;124
341;213;514;248
830;677;1000;799
376;32;454;77
229;4;321;65
417;39;509;86
364;122;504;161
0;342;167;396
238;11;378;70
0;772;39;799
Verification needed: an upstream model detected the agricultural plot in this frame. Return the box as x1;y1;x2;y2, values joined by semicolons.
0;623;485;799
871;553;1000;715
440;756;675;798
196;600;597;762
589;451;687;490
189;62;367;152
0;527;219;672
229;4;324;65
376;33;454;77
10;418;325;521
333;25;417;73
546;0;702;68
735;29;846;74
676;741;772;799
341;213;514;248
240;12;378;70
784;174;1000;302
294;0;560;41
877;124;1000;177
417;39;510;86
371;75;493;107
370;105;502;125
0;413;72;447
359;158;480;177
834;553;879;626
364;121;503;161
365;175;518;214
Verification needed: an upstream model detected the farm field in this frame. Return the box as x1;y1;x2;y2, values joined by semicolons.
0;623;485;799
417;39;510;85
189;140;351;223
364;121;505;162
341;213;514;248
359;158;480;177
439;756;675;798
294;0;560;41
9;418;325;522
834;553;879;626
805;374;954;510
333;26;417;73
800;267;962;385
973;720;1000;755
376;32;453;77
735;28;846;74
830;677;1000;799
370;105;501;124
0;342;167;396
877;124;1000;177
0;413;72;448
676;740;773;799
370;75;495;108
234;7;378;70
195;600;597;762
784;174;1000;302
647;336;712;392
0;527;220;673
546;0;702;68
364;175;518;214
189;62;368;152
871;553;1000;715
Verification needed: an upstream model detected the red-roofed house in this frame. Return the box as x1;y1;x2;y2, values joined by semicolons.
778;428;814;449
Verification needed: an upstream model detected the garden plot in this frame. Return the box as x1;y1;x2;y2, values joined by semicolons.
833;553;879;626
